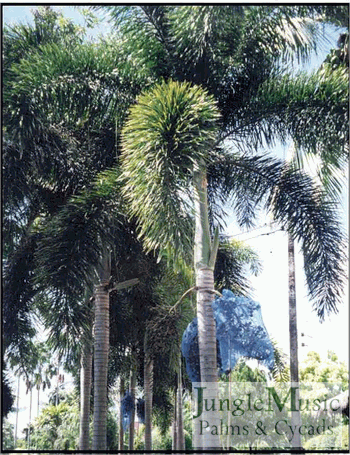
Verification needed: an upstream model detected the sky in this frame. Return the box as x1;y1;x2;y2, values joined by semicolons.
3;3;349;441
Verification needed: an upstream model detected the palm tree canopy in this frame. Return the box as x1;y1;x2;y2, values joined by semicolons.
121;80;220;259
121;76;347;320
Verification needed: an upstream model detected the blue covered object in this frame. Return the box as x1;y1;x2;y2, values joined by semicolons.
181;289;275;382
121;391;134;431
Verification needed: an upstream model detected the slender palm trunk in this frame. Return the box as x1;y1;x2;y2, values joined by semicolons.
129;362;137;450
28;384;32;449
176;359;185;450
14;374;20;448
193;164;220;449
288;234;302;449
144;337;153;450
119;378;125;450
37;386;40;418
79;339;92;450
92;251;111;450
193;164;218;383
172;387;178;450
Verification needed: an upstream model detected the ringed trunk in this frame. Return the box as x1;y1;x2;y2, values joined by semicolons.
129;360;137;450
172;387;178;450
193;164;220;449
176;361;185;450
92;281;110;450
119;378;125;450
92;250;111;450
79;340;92;450
288;234;302;449
144;343;154;450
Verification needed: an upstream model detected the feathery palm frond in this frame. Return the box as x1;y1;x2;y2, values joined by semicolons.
271;340;289;383
2;6;84;72
34;168;124;300
209;152;347;319
221;68;349;154
214;239;262;296
3;232;41;369
121;80;220;260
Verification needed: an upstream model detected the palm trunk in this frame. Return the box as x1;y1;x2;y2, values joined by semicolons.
129;357;137;450
193;164;218;383
172;387;178;450
119;378;125;450
37;386;40;418
79;339;92;450
176;360;185;450
14;374;20;448
288;234;302;449
193;164;220;449
92;251;111;450
144;336;154;451
55;366;59;406
28;384;32;449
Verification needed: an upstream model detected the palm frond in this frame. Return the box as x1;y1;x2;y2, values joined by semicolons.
222;68;349;154
271;339;289;383
214;238;262;296
34;168;125;300
120;79;220;261
209;152;347;319
3;233;41;367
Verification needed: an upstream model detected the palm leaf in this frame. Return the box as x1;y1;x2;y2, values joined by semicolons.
214;238;262;296
209;152;347;319
120;79;220;260
34;168;124;299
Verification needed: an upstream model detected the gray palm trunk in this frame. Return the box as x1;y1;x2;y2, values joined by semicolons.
288;234;302;448
176;360;185;450
14;374;20;448
92;251;111;450
79;340;92;449
172;391;178;450
37;385;40;418
193;164;218;383
144;340;153;450
28;383;32;449
129;357;137;450
193;164;220;449
119;378;125;450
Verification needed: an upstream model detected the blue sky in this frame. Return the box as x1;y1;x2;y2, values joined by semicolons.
2;5;111;39
3;5;86;25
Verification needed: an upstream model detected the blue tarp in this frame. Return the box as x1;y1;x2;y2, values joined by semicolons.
181;289;275;382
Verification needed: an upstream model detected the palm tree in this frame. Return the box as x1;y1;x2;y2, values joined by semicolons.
4;6;348;450
115;6;348;447
287;23;349;448
3;13;146;449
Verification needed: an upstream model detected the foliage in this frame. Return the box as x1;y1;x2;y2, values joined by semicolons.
271;340;290;383
30;399;80;449
3;6;85;72
300;351;348;390
2;369;15;418
28;388;119;450
2;420;15;450
214;238;262;295
121;79;220;261
304;423;348;451
209;152;347;319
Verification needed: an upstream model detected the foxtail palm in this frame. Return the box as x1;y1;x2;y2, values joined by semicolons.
121;81;220;388
120;77;347;447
